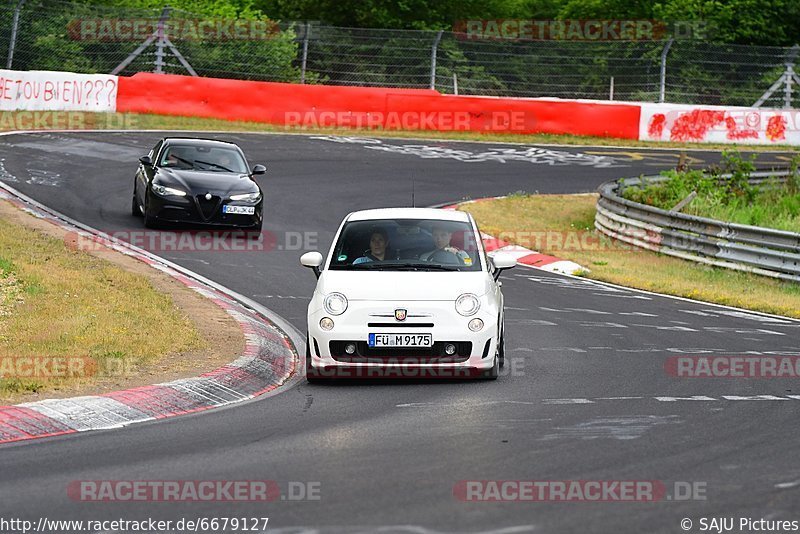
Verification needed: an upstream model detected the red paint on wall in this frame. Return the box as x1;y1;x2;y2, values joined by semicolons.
766;115;787;142
669;109;725;142
647;113;666;138
724;116;758;140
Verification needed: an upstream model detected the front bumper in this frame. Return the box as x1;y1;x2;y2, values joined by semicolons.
148;191;262;228
307;300;498;377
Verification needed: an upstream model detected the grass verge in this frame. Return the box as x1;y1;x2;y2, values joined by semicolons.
1;111;797;151
0;207;205;398
620;150;800;232
460;193;800;319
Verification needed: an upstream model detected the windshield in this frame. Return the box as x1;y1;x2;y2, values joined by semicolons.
159;145;248;173
329;218;483;272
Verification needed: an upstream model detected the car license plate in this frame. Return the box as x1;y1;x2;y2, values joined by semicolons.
368;333;433;348
223;205;255;215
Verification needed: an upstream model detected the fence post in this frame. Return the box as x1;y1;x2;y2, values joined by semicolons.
5;0;25;69
300;22;310;84
429;30;443;90
659;38;674;103
153;6;171;74
754;44;800;108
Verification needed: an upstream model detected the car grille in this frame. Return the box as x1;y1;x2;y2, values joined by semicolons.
330;341;472;363
196;194;220;220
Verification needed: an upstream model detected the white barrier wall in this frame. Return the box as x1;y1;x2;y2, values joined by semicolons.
639;102;800;145
0;70;118;112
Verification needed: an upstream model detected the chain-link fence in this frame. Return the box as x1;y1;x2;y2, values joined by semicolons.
2;0;799;107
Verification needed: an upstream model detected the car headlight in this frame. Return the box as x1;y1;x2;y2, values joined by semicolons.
230;191;261;202
152;183;187;197
455;293;480;316
323;293;348;315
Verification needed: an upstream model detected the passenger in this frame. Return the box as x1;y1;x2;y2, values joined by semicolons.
420;223;469;264
353;228;390;264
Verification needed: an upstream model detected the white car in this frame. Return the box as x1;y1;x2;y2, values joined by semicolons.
300;208;516;381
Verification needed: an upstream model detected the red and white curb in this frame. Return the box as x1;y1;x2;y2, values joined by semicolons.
442;199;587;275
0;182;299;445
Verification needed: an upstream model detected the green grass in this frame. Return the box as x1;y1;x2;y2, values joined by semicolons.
460;194;800;318
621;150;800;232
0;211;204;397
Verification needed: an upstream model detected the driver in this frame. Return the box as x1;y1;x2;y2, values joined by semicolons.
353;227;390;264
420;223;469;264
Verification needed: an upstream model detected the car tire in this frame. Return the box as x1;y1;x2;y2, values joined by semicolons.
143;194;158;229
498;329;505;368
481;353;499;380
305;334;324;383
131;187;141;217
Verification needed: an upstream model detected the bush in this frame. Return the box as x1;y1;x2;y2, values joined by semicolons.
620;149;800;232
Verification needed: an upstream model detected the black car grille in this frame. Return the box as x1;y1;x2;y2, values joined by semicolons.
196;194;220;220
330;341;472;363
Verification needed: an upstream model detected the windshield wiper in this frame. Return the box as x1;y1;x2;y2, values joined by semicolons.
194;160;234;172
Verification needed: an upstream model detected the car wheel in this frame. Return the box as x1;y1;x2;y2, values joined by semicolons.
143;194;158;229
305;334;324;383
131;186;141;217
481;354;499;380
498;329;505;368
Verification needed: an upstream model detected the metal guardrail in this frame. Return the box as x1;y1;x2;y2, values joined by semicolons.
595;171;800;282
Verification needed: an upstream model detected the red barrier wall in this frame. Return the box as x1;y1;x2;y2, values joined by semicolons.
117;72;640;139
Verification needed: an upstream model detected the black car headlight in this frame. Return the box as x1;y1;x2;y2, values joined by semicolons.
229;192;262;202
152;183;187;197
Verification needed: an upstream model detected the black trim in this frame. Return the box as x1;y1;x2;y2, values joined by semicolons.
367;322;435;328
481;339;492;359
330;340;472;360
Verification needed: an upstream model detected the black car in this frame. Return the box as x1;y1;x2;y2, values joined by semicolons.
132;137;266;231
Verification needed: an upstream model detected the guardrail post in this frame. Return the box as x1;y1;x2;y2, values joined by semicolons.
659;38;674;103
430;30;443;90
5;0;25;69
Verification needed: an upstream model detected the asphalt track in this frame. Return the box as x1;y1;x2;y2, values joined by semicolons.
1;131;799;533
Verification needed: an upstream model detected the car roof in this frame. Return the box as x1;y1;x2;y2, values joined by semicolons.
346;208;471;222
162;137;241;149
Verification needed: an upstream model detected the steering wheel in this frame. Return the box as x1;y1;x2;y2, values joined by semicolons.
427;248;464;265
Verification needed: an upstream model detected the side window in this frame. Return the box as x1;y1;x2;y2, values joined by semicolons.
150;140;163;162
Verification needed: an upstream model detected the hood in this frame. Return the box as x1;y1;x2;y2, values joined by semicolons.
156;168;257;196
318;270;490;301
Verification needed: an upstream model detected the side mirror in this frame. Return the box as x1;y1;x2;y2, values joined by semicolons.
491;252;516;280
300;251;324;279
139;155;153;166
251;164;267;175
